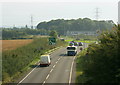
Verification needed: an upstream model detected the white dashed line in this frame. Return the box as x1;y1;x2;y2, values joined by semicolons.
53;65;56;68
56;61;58;64
42;81;46;85
46;74;50;80
58;57;61;61
42;56;62;84
69;56;75;85
50;69;53;73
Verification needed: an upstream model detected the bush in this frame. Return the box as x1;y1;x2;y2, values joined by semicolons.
77;24;120;83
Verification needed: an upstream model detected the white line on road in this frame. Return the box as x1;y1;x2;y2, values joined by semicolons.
42;56;62;85
69;56;76;85
50;69;53;73
58;57;61;61
53;65;56;68
17;64;39;85
46;74;50;80
42;81;46;85
56;61;58;64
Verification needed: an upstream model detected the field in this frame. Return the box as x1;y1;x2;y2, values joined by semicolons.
65;39;96;43
2;39;33;51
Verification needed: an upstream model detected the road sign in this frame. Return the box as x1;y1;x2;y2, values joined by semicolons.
49;37;56;45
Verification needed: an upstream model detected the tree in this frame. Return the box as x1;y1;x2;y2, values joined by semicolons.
25;25;28;28
78;24;120;83
37;18;113;35
49;30;58;38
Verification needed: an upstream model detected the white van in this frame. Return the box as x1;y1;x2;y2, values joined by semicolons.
40;55;51;66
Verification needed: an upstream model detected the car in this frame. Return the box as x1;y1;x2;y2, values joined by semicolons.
78;42;83;46
69;42;74;46
40;55;51;66
74;42;78;46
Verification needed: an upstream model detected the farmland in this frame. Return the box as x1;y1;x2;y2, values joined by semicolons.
2;39;33;51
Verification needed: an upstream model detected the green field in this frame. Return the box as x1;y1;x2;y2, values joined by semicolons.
65;39;96;43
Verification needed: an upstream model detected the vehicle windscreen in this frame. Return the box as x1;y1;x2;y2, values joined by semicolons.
67;47;76;50
41;56;48;62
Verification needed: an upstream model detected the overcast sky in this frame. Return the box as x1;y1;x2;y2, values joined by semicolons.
0;0;120;27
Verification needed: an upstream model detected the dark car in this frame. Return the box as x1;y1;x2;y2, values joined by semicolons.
74;42;78;46
78;42;83;46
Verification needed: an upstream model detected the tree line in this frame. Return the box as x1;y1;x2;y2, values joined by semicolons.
77;24;120;83
2;28;49;40
37;18;114;35
2;18;113;40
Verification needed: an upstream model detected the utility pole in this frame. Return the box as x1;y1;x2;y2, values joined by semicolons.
31;15;33;29
95;8;100;41
95;7;100;21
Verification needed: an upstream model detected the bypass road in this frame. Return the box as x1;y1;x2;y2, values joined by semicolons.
17;46;81;84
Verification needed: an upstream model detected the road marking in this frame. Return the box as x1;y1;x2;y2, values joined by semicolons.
17;64;39;85
56;61;58;64
42;56;62;85
42;81;46;85
69;56;75;85
46;74;50;80
53;65;56;68
50;69;53;73
58;57;61;61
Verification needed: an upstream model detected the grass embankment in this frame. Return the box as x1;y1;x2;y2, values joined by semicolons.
76;48;89;83
2;37;66;84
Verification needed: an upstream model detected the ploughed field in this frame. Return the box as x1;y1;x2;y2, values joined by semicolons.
2;39;33;51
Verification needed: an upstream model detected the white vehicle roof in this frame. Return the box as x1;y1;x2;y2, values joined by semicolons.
41;55;50;57
40;55;51;63
67;46;77;50
67;45;76;47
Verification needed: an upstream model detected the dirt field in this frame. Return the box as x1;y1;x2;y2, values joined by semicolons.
1;39;33;51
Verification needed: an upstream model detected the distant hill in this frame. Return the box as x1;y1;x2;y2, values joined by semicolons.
37;18;114;35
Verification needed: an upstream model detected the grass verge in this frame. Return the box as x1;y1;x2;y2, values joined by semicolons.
76;48;89;83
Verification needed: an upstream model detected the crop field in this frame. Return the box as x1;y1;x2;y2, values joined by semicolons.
2;39;33;51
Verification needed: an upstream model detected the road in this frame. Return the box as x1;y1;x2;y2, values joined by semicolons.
17;44;86;85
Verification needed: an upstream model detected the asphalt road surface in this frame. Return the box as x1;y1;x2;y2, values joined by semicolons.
17;45;85;85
